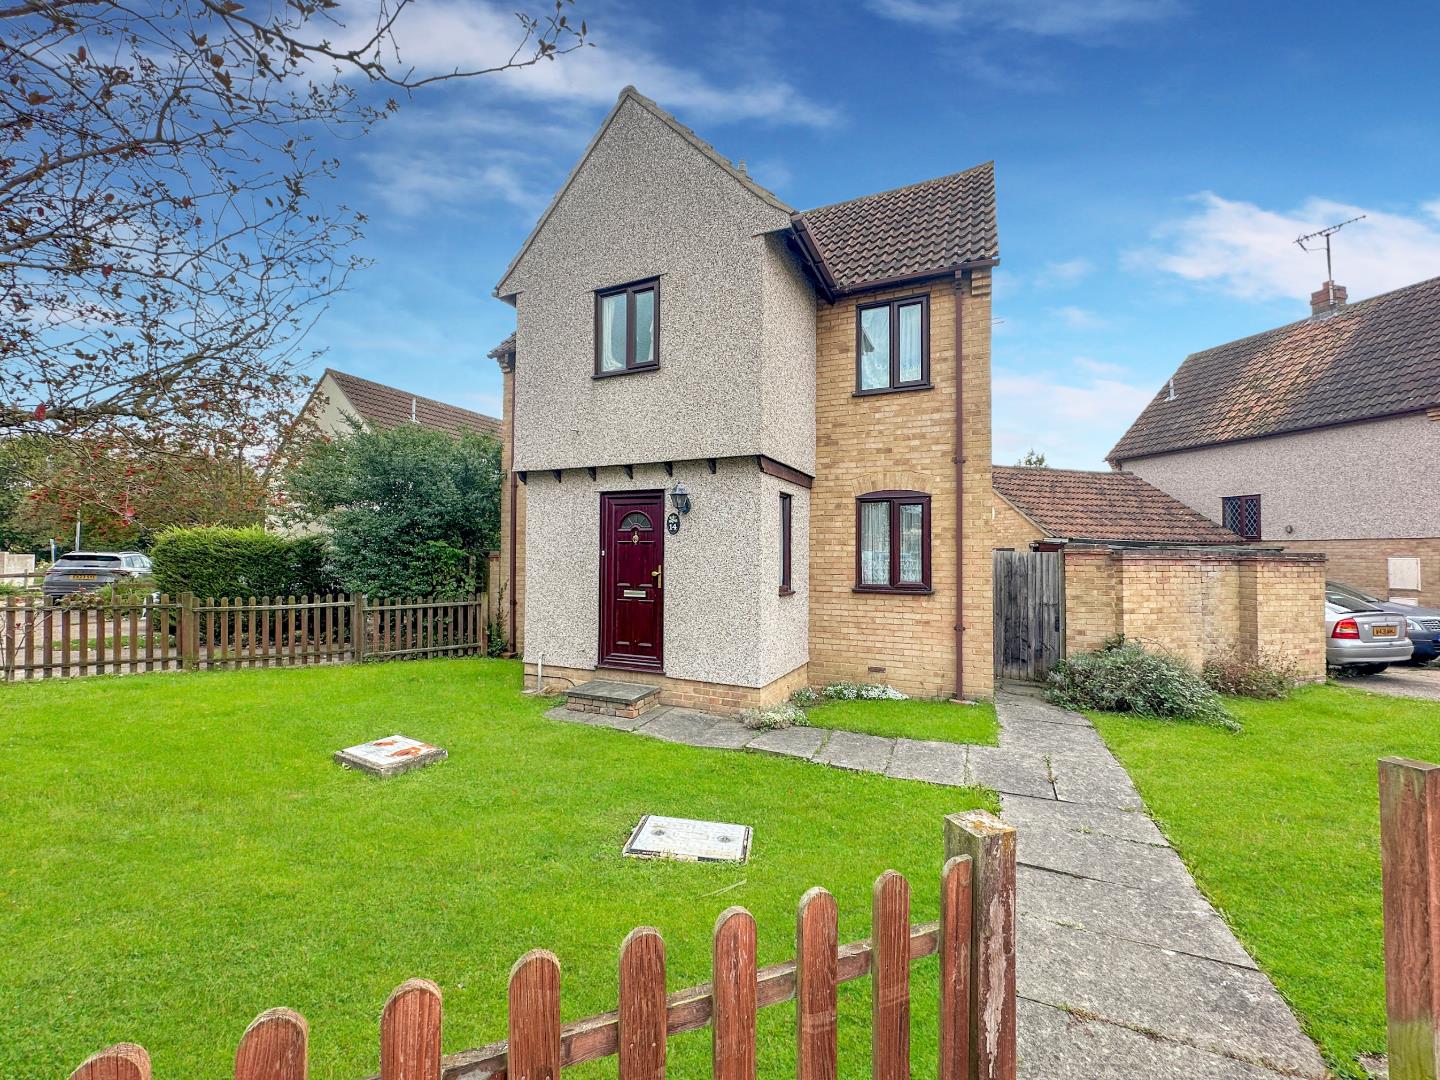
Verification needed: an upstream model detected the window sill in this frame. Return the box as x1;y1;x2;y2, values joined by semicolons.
593;364;660;380
853;382;933;398
778;587;794;597
853;585;933;595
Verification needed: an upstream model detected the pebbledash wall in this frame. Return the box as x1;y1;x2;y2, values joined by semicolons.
1063;545;1326;680
809;270;995;701
519;458;809;695
495;92;816;706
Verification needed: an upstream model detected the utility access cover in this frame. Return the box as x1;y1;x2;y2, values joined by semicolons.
333;735;447;779
623;815;752;863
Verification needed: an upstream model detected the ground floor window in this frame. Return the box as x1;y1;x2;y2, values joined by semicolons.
779;493;793;595
856;490;931;592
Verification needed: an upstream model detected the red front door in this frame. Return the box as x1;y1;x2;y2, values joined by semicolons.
600;491;665;671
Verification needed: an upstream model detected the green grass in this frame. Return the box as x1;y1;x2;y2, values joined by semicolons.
0;659;994;1079
1091;683;1440;1079
805;697;998;744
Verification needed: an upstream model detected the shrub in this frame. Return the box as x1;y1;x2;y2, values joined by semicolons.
1047;639;1239;731
1202;646;1298;700
789;686;821;708
820;682;908;701
151;526;334;599
738;702;810;731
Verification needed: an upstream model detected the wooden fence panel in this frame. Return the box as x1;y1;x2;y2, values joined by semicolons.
60;812;1032;1080
713;907;757;1080
872;870;911;1080
509;951;561;1080
69;1043;151;1080
381;979;442;1080
619;928;666;1080
796;888;838;1080
234;1008;308;1080
939;856;973;1080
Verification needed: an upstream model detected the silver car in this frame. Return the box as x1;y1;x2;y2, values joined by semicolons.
42;551;153;602
1326;590;1412;675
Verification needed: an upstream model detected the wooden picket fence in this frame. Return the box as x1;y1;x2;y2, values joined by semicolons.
0;592;488;681
68;811;1020;1080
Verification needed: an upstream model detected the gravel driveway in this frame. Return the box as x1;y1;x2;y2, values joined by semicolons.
1348;664;1440;701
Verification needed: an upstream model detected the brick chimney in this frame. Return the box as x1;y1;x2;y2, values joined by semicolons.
1310;281;1348;317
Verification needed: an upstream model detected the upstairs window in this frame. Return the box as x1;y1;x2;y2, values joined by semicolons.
856;491;931;592
595;278;659;376
856;294;929;394
1222;494;1261;540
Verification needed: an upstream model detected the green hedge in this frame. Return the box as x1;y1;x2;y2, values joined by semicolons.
151;526;334;599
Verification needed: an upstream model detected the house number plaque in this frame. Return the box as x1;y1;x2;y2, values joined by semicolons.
666;512;681;535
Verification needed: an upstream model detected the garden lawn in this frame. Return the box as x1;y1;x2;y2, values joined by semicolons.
806;698;997;744
1092;683;1440;1079
0;659;994;1080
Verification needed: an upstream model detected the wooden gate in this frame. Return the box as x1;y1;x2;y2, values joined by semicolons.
993;549;1065;682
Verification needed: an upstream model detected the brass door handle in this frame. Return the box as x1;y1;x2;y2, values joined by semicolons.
651;565;663;589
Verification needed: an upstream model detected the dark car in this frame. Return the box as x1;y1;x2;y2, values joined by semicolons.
42;551;153;603
1328;580;1440;664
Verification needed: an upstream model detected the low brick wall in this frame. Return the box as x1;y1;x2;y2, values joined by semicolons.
1062;544;1327;680
524;661;810;715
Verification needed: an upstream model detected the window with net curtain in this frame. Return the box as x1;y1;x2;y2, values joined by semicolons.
596;278;659;375
857;294;929;392
857;491;931;591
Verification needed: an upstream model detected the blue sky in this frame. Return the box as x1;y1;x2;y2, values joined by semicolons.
308;0;1440;468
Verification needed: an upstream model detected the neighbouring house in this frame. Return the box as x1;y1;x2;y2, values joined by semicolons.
296;368;501;440
988;466;1324;680
492;86;997;710
1110;275;1440;606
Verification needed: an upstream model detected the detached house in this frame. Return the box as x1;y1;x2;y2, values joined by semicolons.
298;368;501;439
492;87;997;710
1110;275;1440;606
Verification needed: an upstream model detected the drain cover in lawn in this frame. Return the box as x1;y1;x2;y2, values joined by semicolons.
333;735;447;778
623;815;752;863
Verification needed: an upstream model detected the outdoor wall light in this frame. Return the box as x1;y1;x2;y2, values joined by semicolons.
671;482;692;515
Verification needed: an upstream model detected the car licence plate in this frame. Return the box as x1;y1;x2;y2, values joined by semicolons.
69;573;97;580
1373;625;1397;637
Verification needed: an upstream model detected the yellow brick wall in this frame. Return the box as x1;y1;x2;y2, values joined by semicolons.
526;660;809;714
809;270;993;700
1062;550;1119;654
1280;537;1440;607
992;493;1043;551
1059;547;1325;680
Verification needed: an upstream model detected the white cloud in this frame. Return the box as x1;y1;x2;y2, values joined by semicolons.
1132;192;1440;301
1038;257;1093;286
360;146;550;217
1073;356;1127;376
868;0;1183;38
992;367;1155;468
372;0;838;127
1051;305;1108;329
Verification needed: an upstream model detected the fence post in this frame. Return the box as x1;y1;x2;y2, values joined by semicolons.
179;591;198;672
1379;757;1440;1080
944;809;1016;1080
353;594;367;663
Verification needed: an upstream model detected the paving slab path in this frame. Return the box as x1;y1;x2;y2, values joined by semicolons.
546;690;1330;1079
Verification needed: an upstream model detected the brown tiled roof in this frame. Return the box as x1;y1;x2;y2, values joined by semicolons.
993;466;1241;543
323;369;500;438
794;162;998;294
1109;275;1440;463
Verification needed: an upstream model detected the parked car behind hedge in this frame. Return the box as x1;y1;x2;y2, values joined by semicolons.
42;551;152;603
